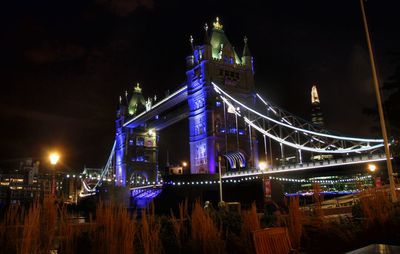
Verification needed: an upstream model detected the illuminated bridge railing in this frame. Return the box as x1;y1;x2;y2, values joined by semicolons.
222;153;387;179
130;184;163;199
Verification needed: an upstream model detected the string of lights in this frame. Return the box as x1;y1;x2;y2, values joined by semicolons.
78;174;373;190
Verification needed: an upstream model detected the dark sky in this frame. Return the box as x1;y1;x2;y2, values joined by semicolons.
1;0;399;170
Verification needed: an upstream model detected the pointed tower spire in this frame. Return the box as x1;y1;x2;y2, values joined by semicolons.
242;36;252;57
204;23;210;45
189;35;194;51
241;36;253;68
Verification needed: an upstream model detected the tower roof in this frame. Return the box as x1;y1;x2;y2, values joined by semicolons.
209;17;241;64
128;83;146;115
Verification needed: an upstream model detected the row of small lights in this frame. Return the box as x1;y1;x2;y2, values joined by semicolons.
165;176;260;186
286;190;361;196
75;174;373;186
308;175;372;184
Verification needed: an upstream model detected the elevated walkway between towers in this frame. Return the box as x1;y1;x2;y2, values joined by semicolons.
123;85;188;130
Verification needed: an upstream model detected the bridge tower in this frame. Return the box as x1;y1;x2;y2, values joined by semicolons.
115;84;158;186
186;18;259;174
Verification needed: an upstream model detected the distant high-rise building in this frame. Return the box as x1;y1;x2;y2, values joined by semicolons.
310;85;332;161
311;85;324;126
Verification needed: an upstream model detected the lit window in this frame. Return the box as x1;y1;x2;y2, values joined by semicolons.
136;137;144;146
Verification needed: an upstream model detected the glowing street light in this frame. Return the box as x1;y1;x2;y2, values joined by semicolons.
368;164;377;173
49;152;60;198
182;161;188;167
259;161;268;171
49;152;60;165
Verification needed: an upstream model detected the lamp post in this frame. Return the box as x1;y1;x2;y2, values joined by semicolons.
182;161;187;174
218;156;225;207
360;0;397;202
368;163;382;188
49;152;60;197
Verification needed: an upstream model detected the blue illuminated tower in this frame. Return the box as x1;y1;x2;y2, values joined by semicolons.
115;84;159;186
186;18;258;174
115;93;128;186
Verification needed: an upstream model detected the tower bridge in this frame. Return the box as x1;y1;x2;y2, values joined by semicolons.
80;18;387;198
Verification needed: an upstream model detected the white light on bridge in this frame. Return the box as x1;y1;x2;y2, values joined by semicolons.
258;161;268;171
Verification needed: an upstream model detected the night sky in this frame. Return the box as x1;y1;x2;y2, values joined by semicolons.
1;0;399;170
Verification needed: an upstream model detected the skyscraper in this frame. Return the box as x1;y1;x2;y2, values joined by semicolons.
311;84;324;126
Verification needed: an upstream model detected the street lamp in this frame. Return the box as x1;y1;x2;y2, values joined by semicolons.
49;152;60;198
49;152;60;165
368;164;376;173
182;161;188;167
218;156;225;208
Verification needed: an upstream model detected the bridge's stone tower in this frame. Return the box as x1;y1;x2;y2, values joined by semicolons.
115;84;158;186
186;18;259;174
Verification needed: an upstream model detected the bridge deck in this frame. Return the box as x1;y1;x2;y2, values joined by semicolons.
222;153;386;178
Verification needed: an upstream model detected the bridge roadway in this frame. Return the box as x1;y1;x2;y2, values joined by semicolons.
126;153;386;192
222;153;386;179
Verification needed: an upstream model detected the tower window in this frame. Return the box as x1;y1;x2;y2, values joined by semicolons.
136;137;144;146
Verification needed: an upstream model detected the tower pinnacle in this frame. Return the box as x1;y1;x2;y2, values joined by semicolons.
204;23;210;45
213;17;223;30
242;36;252;57
134;83;142;93
189;35;194;51
311;85;320;104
